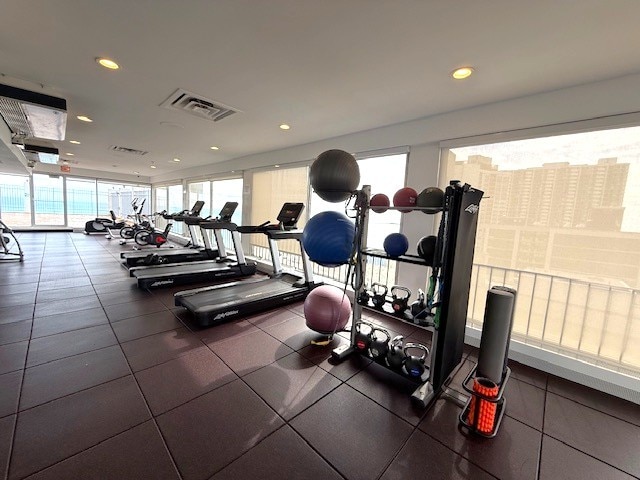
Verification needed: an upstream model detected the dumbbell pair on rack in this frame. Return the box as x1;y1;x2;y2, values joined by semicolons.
353;322;429;380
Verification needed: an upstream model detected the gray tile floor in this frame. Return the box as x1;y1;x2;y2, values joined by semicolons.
0;232;639;479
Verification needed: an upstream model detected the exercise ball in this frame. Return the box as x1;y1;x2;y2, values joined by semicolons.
303;211;355;267
383;233;409;257
370;193;390;213
310;149;360;203
417;187;445;213
417;235;437;266
304;285;352;334
393;187;418;212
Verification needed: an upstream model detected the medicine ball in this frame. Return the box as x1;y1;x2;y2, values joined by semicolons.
393;187;418;212
304;285;351;334
370;193;390;213
302;211;356;267
417;235;437;266
383;233;409;257
310;149;360;203
417;187;445;214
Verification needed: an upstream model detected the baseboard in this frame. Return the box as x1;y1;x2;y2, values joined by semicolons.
465;327;640;405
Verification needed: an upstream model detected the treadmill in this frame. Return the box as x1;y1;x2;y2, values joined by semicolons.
174;202;319;327
130;211;257;289
121;200;222;267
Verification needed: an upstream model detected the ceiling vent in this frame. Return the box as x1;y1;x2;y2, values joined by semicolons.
0;83;67;141
160;88;240;122
109;145;148;155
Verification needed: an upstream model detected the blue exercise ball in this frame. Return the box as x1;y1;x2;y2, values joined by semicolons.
383;233;409;257
303;211;355;267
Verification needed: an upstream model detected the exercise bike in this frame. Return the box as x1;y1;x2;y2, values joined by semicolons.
133;214;173;249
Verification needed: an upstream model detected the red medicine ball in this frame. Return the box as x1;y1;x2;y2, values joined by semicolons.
370;193;390;213
393;187;418;212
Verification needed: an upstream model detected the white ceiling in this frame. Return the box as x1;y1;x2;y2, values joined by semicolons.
1;0;640;178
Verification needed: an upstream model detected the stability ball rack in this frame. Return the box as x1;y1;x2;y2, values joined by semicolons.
331;181;484;408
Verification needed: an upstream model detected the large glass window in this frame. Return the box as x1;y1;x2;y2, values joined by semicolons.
211;178;243;224
32;174;64;225
168;184;184;234
443;125;640;377
188;181;211;218
97;182;151;219
66;177;97;228
0;174;31;227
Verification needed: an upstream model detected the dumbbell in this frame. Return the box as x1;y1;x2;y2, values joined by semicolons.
354;322;375;352
386;335;405;370
390;286;411;315
410;289;426;317
403;343;430;378
368;327;391;362
371;283;388;309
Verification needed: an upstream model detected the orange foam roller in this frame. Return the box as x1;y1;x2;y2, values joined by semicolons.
467;377;499;434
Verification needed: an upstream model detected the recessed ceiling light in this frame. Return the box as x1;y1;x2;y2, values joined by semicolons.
150;164;157;169
210;146;219;150
134;171;140;175
274;164;280;168
452;67;474;80
66;153;74;156
279;124;290;130
96;57;119;70
77;115;93;122
173;158;181;162
69;140;81;144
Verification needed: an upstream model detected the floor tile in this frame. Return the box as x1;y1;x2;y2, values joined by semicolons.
196;319;259;345
104;297;168;322
136;348;236;415
98;288;153;307
547;375;640;427
20;345;130;410
0;320;32;346
35;285;96;303
111;310;183;342
0;371;22;418
539;435;635;480
0;304;34;325
244;352;341;420
298;334;372;381
347;361;428;426
31;307;108;338
0;292;37;308
544;392;640;477
91;273;130;285
0;415;15;479
33;295;101;318
0;274;40;286
508;360;548;389
290;384;413;480
0;341;28;375
92;281;138;295
247;308;301;329
502;377;546;430
157;380;284;480
37;276;92;292
27;324;118;367
209;329;294;376
418;398;541;480
0;283;38;295
380;429;494;480
24;421;180;480
10;376;150;479
262;316;330;351
211;425;342;480
121;327;207;372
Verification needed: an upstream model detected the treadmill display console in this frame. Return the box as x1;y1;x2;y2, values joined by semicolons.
275;202;304;230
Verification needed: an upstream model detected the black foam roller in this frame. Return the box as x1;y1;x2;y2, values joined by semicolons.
476;287;516;384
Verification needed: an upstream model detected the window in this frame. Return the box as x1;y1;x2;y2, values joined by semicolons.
66;177;97;228
32;174;64;225
442;125;640;376
0;174;31;227
188;181;211;218
167;184;184;234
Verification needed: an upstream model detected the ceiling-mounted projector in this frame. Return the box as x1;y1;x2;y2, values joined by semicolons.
0;83;67;142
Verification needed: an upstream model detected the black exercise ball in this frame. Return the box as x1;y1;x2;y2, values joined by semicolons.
310;149;360;203
417;235;437;266
417;187;445;214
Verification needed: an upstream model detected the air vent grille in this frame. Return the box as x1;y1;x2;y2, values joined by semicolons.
160;88;240;122
109;146;148;156
0;97;32;138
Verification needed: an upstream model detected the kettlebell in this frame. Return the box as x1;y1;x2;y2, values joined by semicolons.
386;335;405;370
410;289;426;317
403;343;430;378
371;283;388;309
357;287;371;307
390;286;411;315
369;328;391;362
354;322;374;352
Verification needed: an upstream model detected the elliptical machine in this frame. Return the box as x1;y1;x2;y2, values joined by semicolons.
0;219;24;262
83;210;125;235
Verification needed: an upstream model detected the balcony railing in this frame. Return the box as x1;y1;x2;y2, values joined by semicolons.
247;244;640;378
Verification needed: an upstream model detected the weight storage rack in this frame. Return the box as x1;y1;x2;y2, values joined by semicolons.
332;181;484;408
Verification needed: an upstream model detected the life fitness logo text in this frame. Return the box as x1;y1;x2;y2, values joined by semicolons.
214;310;239;321
465;204;479;215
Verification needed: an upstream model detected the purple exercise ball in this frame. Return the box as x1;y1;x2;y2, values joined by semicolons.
304;285;352;334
